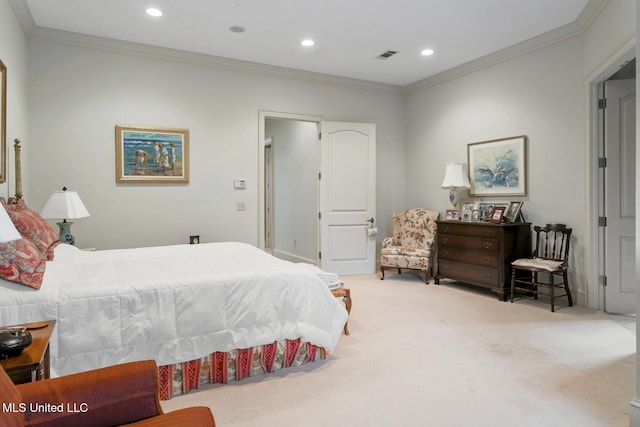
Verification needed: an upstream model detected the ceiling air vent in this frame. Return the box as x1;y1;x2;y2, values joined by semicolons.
375;50;398;60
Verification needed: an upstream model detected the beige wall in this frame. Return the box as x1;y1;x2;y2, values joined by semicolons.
5;0;636;305
404;0;636;310
0;0;29;200
405;36;586;298
24;38;405;250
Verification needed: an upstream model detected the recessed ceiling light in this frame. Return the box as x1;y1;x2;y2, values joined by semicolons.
229;26;246;33
146;8;163;17
421;49;435;56
301;39;315;47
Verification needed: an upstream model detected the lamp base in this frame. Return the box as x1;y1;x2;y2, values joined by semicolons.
449;190;460;208
57;221;75;246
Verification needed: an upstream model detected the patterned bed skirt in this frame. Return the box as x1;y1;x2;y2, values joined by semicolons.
157;339;327;400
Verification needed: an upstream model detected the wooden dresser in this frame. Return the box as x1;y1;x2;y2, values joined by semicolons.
435;221;531;300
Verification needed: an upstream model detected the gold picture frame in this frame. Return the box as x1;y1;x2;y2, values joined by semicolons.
0;60;6;183
115;125;189;184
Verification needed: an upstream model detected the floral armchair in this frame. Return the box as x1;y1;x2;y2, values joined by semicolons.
380;208;439;283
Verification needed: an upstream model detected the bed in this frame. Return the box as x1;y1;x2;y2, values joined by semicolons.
0;140;348;398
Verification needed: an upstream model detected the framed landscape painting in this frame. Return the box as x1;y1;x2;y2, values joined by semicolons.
115;125;189;183
467;135;527;196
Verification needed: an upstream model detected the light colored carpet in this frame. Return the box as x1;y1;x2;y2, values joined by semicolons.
161;273;636;426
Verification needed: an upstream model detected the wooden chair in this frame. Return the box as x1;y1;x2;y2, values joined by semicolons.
510;224;573;312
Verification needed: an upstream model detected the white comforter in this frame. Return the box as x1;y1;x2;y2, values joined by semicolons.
0;242;348;376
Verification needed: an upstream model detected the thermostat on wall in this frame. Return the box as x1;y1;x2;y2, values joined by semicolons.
234;179;246;190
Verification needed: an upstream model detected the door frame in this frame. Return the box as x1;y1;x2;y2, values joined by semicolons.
258;110;323;251
585;40;635;310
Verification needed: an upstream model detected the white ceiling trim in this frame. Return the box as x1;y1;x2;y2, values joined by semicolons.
10;0;608;96
406;0;608;94
28;26;406;95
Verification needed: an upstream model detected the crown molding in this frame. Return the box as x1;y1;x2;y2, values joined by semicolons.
404;0;609;95
10;0;404;93
8;0;36;36
10;0;609;96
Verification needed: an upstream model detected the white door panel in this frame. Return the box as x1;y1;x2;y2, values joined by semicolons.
320;122;376;275
604;79;635;314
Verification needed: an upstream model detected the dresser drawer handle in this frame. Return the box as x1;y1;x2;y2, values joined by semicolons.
484;242;493;249
441;237;449;244
485;229;493;236
442;250;449;257
485;257;494;264
442;226;449;233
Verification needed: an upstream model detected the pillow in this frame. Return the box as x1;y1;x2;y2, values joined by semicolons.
0;237;46;289
5;199;60;260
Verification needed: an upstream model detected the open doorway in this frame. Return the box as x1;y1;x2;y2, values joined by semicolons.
259;112;378;274
258;111;323;264
264;117;319;263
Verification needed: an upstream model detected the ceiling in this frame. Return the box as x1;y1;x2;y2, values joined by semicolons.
20;0;594;87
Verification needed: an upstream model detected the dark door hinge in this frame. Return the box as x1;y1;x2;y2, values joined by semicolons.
598;157;607;168
598;216;607;227
598;98;607;109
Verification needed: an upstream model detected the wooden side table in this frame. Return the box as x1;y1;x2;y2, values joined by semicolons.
331;287;351;335
0;320;56;384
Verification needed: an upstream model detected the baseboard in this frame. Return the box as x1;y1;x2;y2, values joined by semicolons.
629;398;640;426
272;249;316;265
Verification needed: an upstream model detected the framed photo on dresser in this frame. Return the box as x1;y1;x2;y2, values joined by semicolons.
445;209;460;221
489;206;506;223
504;201;524;223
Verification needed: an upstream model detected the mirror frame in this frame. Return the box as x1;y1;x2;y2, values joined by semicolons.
0;60;6;183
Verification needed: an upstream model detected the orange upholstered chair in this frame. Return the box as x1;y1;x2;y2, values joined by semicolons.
0;359;216;427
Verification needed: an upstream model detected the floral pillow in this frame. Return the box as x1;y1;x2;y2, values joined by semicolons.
5;200;60;260
0;237;46;289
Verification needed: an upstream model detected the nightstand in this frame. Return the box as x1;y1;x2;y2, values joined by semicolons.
0;320;56;384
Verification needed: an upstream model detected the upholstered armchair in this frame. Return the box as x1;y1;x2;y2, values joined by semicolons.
0;360;216;427
380;208;439;283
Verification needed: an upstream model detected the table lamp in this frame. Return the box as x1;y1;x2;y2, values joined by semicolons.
40;187;90;245
0;204;21;243
441;163;471;208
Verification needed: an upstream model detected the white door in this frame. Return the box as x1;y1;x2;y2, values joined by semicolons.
319;122;376;275
604;79;636;314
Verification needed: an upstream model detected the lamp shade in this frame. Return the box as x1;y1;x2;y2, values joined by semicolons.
40;188;90;220
0;205;21;243
441;163;471;189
